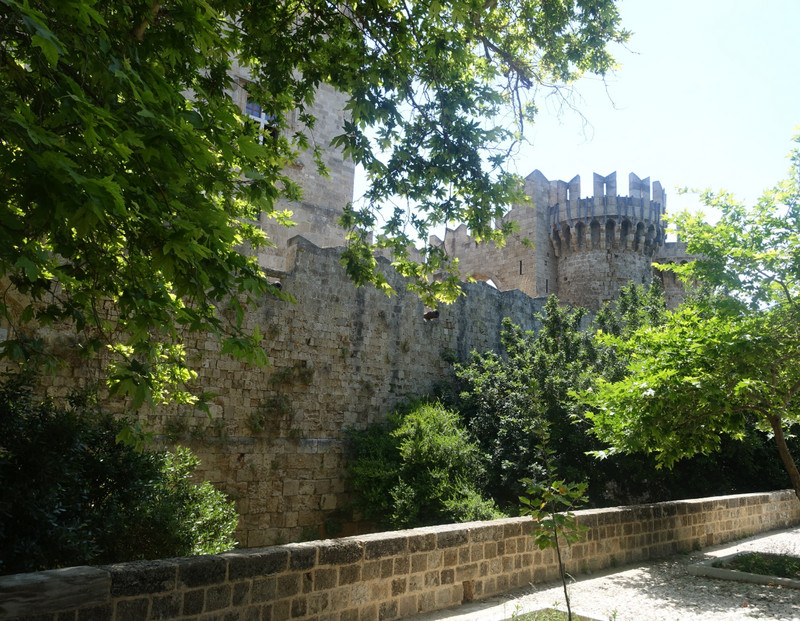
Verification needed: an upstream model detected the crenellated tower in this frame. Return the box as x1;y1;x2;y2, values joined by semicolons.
438;169;686;310
544;171;667;308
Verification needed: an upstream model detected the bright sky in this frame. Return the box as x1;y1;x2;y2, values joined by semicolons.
352;0;800;227
517;0;800;216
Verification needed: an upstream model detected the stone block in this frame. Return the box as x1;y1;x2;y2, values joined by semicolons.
277;573;301;599
392;557;410;576
105;561;176;598
318;541;363;566
225;549;289;581
77;603;114;621
251;577;277;603
455;564;478;582
370;581;389;601
340;608;359;621
436;529;468;549
426;550;442;570
115;598;149;621
359;603;379;621
289;545;317;571
206;584;232;611
469;524;503;543
339;564;361;586
177;555;227;588
291;595;307;617
0;566;110;617
407;533;436;553
233;581;251;606
151;593;182;618
315;568;337;591
364;535;408;560
379;599;399;620
410;554;427;574
183;589;205;616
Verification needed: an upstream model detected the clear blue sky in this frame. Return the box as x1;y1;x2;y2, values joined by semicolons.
516;0;800;215
352;1;800;224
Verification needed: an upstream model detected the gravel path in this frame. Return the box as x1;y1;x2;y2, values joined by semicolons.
410;526;800;621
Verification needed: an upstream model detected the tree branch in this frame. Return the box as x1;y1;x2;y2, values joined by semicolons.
133;1;162;41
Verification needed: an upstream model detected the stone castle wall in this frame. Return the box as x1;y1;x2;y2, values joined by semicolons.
7;237;548;547
439;170;689;310
0;81;695;547
166;239;548;546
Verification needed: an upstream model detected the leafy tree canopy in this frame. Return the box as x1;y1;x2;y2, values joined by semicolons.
455;287;668;507
0;0;627;405
585;136;800;501
667;139;800;311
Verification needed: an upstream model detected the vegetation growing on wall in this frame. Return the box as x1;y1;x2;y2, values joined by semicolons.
0;373;237;575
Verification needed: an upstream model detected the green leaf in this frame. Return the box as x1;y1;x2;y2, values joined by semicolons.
32;33;62;66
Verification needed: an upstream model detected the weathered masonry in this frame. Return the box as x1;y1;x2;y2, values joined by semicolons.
0;84;691;545
3;490;798;620
435;170;691;311
24;238;549;547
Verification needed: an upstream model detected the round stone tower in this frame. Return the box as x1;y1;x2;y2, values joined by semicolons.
548;172;666;309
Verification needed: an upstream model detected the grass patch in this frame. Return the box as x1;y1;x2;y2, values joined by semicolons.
712;552;800;580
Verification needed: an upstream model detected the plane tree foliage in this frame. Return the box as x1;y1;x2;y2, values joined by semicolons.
584;137;800;501
0;0;627;405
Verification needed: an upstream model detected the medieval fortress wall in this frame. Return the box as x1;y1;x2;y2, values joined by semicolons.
1;87;692;546
8;237;549;547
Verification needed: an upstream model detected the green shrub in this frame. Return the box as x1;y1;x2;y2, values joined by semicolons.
348;400;504;529
453;287;800;510
0;373;237;575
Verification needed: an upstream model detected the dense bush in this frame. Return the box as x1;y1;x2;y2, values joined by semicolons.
348;400;503;529
0;373;237;575
351;284;800;528
455;297;599;507
453;287;800;509
351;283;800;528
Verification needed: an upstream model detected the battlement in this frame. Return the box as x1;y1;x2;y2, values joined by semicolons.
533;171;666;216
437;169;681;309
537;171;667;258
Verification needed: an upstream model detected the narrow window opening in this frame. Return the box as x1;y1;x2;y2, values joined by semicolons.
246;100;278;142
545;279;548;293
519;260;523;275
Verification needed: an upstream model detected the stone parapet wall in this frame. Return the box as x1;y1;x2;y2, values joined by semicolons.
3;490;798;621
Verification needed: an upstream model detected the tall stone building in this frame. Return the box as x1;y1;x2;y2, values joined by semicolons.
226;63;353;274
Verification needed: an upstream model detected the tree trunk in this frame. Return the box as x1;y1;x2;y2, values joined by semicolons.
767;414;800;502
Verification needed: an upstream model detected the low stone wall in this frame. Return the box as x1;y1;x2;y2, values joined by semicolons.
3;490;799;620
